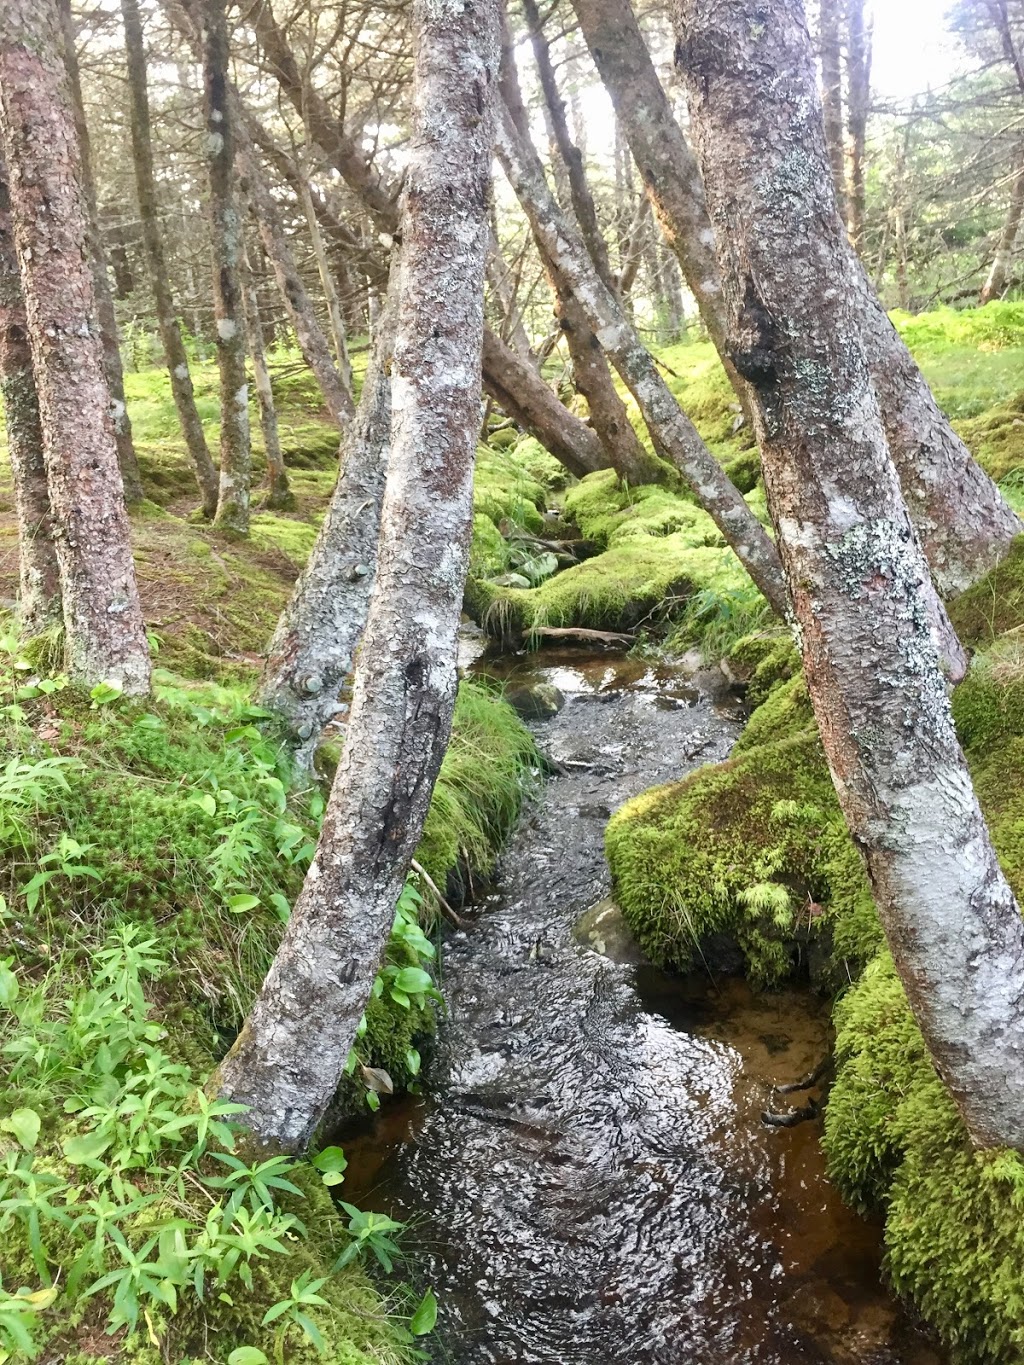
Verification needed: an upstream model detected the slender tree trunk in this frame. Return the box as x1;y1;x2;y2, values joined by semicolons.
257;263;397;765
0;0;150;695
120;0;219;516
569;0;751;407
216;0;500;1150
0;153;61;634
679;0;1024;1153
817;0;847;224
241;239;291;510
298;171;354;394
487;236;534;361
846;0;870;251
496;101;789;615
981;140;1024;304
573;0;1021;596
159;0;357;433
203;0;250;534
243;0;603;480
58;0;143;504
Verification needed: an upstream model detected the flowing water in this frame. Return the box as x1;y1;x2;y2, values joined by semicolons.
342;645;945;1365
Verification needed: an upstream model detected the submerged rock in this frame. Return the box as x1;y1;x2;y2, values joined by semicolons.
504;681;566;720
573;895;649;965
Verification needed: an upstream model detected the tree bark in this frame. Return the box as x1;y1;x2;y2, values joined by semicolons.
0;0;150;695
981;139;1024;304
573;0;1021;596
481;327;607;476
845;0;870;251
257;262;396;768
57;0;143;505
678;0;1024;1153
298;171;354;396
203;0;251;535
241;238;291;510
817;0;847;225
495;102;790;616
120;0;219;517
569;0;750;406
0;152;61;634
216;0;500;1150
501;11;659;485
241;0;603;481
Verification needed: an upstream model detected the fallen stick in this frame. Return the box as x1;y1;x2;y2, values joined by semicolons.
410;857;466;929
530;626;636;646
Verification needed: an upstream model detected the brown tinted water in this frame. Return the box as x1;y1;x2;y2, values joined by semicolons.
341;647;945;1365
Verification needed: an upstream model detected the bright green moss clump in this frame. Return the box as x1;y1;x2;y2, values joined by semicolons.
469;469;763;641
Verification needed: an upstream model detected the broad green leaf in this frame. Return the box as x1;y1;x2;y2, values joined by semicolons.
410;1288;438;1336
4;1106;41;1149
62;1131;112;1165
393;967;433;995
228;1351;269;1365
0;961;18;1008
227;893;261;914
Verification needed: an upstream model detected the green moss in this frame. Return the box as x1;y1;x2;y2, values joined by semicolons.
473;446;547;534
724;630;801;707
948;535;1024;645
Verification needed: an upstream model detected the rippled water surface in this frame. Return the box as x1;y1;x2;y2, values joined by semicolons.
343;647;945;1365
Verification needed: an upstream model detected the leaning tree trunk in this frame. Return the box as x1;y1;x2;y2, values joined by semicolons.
981;140;1024;305
678;0;1024;1152
298;170;354;394
243;0;609;483
120;0;218;516
215;0;500;1150
203;0;251;535
495;101;790;616
568;0;750;410
0;152;61;634
58;0;143;505
501;11;660;485
817;0;847;225
845;0;870;251
0;0;150;695
256;260;398;768
572;0;1021;598
241;237;291;510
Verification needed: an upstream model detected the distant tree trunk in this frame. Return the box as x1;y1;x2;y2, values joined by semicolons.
570;0;751;409
203;0;250;535
487;230;535;362
679;0;1024;1154
216;0;500;1149
0;153;61;634
574;0;1021;596
107;220;135;300
0;0;150;695
57;0;143;504
981;141;1024;304
502;11;658;485
121;0;219;516
241;238;291;510
258;264;397;764
817;0;847;225
846;0;871;251
297;171;354;395
241;0;631;482
496;101;790;615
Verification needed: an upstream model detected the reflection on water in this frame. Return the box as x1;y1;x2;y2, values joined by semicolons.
341;647;943;1365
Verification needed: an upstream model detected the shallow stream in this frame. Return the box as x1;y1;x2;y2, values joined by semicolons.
343;646;945;1365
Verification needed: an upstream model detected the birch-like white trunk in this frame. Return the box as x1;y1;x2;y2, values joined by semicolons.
215;0;500;1150
495;103;790;616
678;0;1024;1151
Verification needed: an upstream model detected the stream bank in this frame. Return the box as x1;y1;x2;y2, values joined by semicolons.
342;646;943;1365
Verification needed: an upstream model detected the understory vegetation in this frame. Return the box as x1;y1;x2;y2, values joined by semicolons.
2;301;1024;1360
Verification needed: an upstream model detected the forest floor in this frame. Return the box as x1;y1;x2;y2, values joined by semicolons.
1;304;1023;1363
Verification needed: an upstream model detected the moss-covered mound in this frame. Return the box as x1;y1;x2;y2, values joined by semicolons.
467;469;763;641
